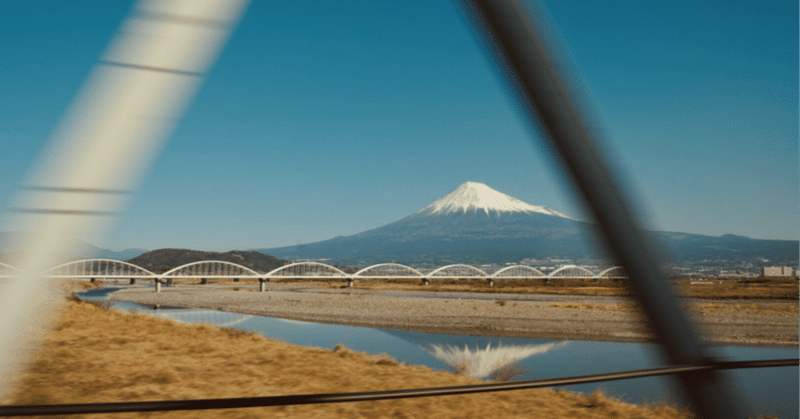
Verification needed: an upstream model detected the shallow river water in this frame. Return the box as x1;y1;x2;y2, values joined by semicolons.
80;287;797;418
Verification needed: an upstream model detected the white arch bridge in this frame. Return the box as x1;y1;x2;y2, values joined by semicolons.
0;259;626;291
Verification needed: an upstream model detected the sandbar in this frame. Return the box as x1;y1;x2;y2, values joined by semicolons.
110;283;798;347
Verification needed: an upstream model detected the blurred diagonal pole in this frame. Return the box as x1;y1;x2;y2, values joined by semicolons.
0;0;248;401
459;1;747;418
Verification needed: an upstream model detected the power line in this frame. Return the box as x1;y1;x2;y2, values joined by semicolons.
1;358;795;416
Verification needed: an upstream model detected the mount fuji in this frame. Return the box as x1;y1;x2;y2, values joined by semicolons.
259;182;599;265
415;181;574;219
258;182;798;267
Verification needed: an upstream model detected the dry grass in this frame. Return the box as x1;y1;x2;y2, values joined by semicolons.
324;277;635;297
671;278;798;300
62;279;105;291
7;299;693;419
261;276;798;300
160;276;798;301
548;300;799;317
549;302;640;312
691;302;800;315
489;362;529;383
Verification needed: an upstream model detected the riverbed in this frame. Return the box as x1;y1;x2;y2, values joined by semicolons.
110;282;799;346
85;285;798;418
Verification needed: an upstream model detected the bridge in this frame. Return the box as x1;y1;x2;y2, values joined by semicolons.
0;259;625;291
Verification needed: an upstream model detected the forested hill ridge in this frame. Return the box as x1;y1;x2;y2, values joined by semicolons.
126;249;289;273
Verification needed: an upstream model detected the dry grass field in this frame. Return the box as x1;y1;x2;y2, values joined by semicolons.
672;277;798;300
548;300;799;315
203;276;799;300
6;299;694;419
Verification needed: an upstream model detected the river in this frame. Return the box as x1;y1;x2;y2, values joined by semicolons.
79;287;798;418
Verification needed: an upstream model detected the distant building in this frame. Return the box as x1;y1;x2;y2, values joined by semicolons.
761;266;796;277
718;270;754;278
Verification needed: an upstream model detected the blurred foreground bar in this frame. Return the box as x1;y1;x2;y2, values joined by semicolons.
459;1;747;418
0;0;249;400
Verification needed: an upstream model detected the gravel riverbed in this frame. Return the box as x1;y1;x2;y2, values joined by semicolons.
110;283;798;347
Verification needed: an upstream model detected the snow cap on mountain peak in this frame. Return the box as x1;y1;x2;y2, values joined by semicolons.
417;182;574;219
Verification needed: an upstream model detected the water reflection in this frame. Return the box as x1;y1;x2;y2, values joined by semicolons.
383;330;567;379
422;341;567;379
76;287;797;419
150;309;253;328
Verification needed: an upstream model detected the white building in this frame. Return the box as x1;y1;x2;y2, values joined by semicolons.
761;266;796;277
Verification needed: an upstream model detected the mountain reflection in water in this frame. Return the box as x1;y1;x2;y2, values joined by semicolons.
77;288;798;419
382;330;567;379
423;341;567;379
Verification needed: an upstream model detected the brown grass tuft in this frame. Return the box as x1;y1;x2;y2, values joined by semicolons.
692;302;799;315
489;362;528;382
549;302;640;312
268;276;797;301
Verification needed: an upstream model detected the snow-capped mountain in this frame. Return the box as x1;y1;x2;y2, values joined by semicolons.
260;182;597;265
417;181;575;219
258;181;798;266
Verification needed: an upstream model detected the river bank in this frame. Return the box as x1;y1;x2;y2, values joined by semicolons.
8;299;693;418
110;283;799;347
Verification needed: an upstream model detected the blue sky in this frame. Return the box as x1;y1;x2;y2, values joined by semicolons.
0;1;797;251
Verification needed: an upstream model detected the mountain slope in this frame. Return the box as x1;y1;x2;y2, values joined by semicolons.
264;211;597;265
259;182;598;265
258;182;798;267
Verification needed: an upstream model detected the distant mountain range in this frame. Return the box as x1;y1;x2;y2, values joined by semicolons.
2;182;796;269
0;231;146;263
256;182;799;267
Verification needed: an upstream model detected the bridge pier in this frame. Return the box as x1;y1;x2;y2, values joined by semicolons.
166;278;173;286
90;278;96;283
233;277;239;282
130;278;136;285
259;279;267;292
486;278;494;286
201;278;207;285
346;278;354;288
155;279;161;293
421;278;429;286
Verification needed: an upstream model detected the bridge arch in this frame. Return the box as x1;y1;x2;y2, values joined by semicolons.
427;264;488;279
161;261;261;278
42;259;156;278
597;266;626;278
547;265;595;278
491;265;546;279
265;262;348;278
353;263;424;279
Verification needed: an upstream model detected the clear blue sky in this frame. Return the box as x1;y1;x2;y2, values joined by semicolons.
1;1;797;251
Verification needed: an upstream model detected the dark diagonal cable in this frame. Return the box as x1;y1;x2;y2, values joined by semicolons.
0;359;795;416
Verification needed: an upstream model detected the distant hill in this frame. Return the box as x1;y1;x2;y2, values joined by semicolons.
127;249;289;273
